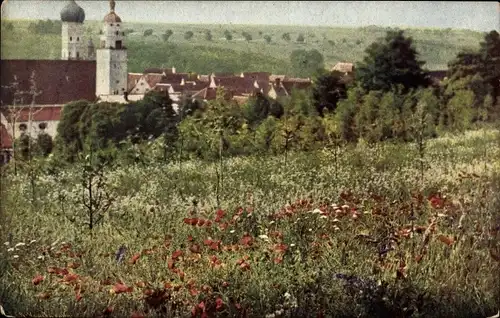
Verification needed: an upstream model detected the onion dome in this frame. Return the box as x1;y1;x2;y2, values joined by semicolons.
60;0;85;23
104;0;122;23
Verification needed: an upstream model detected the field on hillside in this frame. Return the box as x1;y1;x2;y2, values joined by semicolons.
1;19;484;74
1;129;499;317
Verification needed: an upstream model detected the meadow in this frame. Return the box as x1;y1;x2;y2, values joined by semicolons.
1;128;499;317
1;19;485;73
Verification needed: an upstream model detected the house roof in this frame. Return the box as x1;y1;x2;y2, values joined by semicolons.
331;62;354;74
1;60;96;106
281;80;312;93
212;72;236;78
241;72;271;81
0;123;12;149
269;75;287;82
144;74;164;87
143;67;175;74
269;83;288;97
214;77;257;96
127;73;143;92
160;73;196;85
2;106;63;122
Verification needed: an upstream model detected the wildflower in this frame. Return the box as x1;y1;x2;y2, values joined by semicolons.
312;208;322;214
290;244;296;247
258;234;269;240
284;292;291;299
13;255;19;259
230;230;236;233
32;275;44;285
7;248;14;252
3;242;9;246
37;255;45;260
29;239;37;244
15;242;26;248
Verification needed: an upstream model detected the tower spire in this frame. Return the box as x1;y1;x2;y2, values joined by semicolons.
110;0;116;12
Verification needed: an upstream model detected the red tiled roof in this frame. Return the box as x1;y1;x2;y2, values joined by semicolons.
0;123;13;149
128;73;143;92
160;73;195;85
241;72;270;81
1;60;96;106
281;80;312;93
144;74;164;88
144;67;175;74
331;62;354;73
212;72;236;78
2;106;63;122
214;77;257;96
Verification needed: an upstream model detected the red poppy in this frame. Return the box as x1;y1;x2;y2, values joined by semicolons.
62;273;79;283
203;239;213;246
205;220;213;227
209;241;220;251
130;312;145;318
273;243;288;253
129;253;141;265
273;257;283;264
189;287;199;296
216;297;224;310
32;274;44;285
172;250;183;260
197;219;206;226
75;291;83;302
239;235;254;247
112;283;133;294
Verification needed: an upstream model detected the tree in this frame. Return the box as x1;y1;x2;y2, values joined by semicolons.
290;49;325;78
264;35;272;44
224;30;233;41
242;31;252;42
205;30;213;41
312;72;347;116
356;30;430;92
479;31;500;104
296;33;305;43
37;123;53;157
282;33;291;42
144;29;153;37
184;31;194;40
162;29;173;41
243;92;271;126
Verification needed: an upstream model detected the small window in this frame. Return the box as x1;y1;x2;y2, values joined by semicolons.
121;88;125;91
115;40;122;49
77;37;79;41
38;122;47;130
146;88;150;91
116;80;120;84
76;51;80;58
117;24;120;27
140;82;144;86
110;23;114;26
115;31;119;35
70;36;73;41
19;123;27;131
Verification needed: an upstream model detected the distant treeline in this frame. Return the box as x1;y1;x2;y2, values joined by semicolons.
28;19;62;35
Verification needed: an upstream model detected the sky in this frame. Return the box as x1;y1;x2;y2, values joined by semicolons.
1;1;498;32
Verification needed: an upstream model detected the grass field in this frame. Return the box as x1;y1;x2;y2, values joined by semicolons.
1;128;499;317
1;19;485;74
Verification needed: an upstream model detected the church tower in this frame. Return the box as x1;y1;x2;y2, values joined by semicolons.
60;0;87;60
96;0;128;96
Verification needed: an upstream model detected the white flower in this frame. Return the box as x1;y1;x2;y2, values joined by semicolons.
230;230;236;234
342;205;349;210
334;226;341;231
37;255;45;260
312;208;322;214
15;242;26;248
29;240;37;244
269;221;275;225
258;235;269;240
290;243;296;247
7;248;14;252
308;228;312;232
13;255;19;259
3;242;9;246
284;292;291;299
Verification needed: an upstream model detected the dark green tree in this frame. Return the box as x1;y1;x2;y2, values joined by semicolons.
224;30;233;41
264;35;272;44
205;30;213;41
242;31;252;42
356;30;430;92
144;29;153;37
162;29;173;41
312;72;348;116
296;33;305;43
55;100;91;162
290;49;324;78
282;32;291;42
184;31;194;40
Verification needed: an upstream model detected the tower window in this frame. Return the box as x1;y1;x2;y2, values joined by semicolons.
70;36;72;41
115;40;122;49
122;32;125;36
77;37;79;41
116;80;120;84
117;24;120;27
76;52;80;58
115;31;119;35
110;23;114;26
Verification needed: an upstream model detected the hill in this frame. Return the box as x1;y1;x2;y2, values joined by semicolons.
1;19;486;74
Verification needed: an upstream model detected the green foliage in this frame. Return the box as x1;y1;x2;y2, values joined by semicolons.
356;30;430;92
312;72;347;116
184;30;194;40
36;132;53;157
143;29;153;37
55;100;92;162
282;32;291;42
123;28;134;35
290;49;324;78
27;19;61;35
224;30;233;41
296;33;305;43
242;31;252;42
161;29;173;41
204;30;213;41
264;35;272;44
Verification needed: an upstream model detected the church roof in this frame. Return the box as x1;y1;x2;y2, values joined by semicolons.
104;0;122;23
0;60;97;106
60;0;85;23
